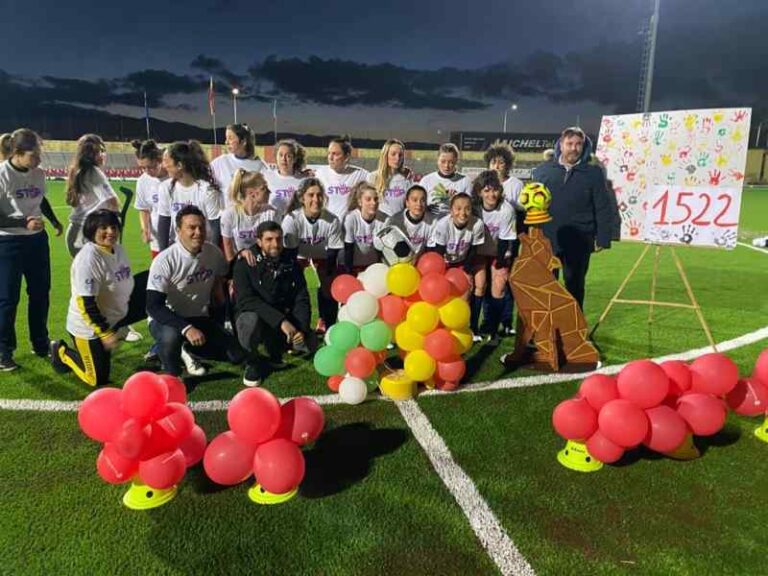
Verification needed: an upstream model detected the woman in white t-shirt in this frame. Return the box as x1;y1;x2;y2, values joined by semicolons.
211;124;268;209
385;184;435;259
420;142;471;218
263;139;308;217
366;139;412;217
314;135;369;222
131;139;167;259
282;178;343;333
343;182;387;272
65;134;119;257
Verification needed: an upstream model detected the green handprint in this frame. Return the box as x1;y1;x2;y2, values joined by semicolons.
718;128;727;137
653;131;664;146
697;152;709;167
658;113;669;129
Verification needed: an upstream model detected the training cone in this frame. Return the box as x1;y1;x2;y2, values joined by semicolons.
556;440;603;473
379;369;417;401
755;415;768;444
122;481;178;510
664;433;700;460
247;483;298;505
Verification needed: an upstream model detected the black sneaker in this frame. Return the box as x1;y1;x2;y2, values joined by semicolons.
242;362;262;387
0;357;19;372
33;346;50;358
50;340;70;374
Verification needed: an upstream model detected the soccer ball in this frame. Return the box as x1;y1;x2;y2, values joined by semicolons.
376;226;415;266
520;181;553;224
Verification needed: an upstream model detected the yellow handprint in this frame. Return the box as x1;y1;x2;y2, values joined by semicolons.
713;111;724;123
684;114;696;131
661;154;672;166
731;127;743;143
715;155;727;168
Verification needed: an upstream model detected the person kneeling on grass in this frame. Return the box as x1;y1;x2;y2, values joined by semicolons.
50;210;147;386
233;221;314;387
145;205;245;377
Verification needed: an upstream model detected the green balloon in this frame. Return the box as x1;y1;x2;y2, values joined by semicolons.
328;321;360;351
360;319;392;352
313;346;345;377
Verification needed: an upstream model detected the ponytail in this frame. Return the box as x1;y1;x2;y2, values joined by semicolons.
0;133;11;161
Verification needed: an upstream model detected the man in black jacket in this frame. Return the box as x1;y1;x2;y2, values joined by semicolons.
233;221;313;387
532;126;613;310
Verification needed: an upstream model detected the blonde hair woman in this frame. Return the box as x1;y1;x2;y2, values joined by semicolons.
366;138;412;216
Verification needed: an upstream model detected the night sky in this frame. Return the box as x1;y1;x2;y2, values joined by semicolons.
2;0;767;141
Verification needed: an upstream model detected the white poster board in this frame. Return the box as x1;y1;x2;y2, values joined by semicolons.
595;107;751;249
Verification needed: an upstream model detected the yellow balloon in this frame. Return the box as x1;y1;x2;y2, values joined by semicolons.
395;322;425;351
406;301;440;334
404;350;436;382
439;298;471;330
387;263;420;297
451;328;474;354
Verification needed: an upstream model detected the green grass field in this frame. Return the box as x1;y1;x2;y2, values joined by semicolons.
1;183;766;575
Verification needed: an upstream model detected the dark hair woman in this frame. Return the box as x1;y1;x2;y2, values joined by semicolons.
210;124;268;210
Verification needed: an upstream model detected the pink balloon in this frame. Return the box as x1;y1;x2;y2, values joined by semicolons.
444;268;470;296
643;405;688;453
754;349;768;385
586;430;624;464
276;398;325;446
424;329;458;362
227;388;282;446
344;347;378;379
96;443;138;484
203;431;256;485
139;449;186;489
598;399;649;448
677;393;727;436
552;397;598;441
617;360;669;409
78;387;130;443
416;252;447;276
178;425;207;466
139;423;179;461
419;273;452;305
253;439;306;494
726;378;768;416
578;374;619;411
331;274;363;304
690;353;739;396
121;371;169;422
659;360;692;397
435;378;459;391
155;402;195;442
437;356;466;383
114;418;151;459
378;295;407;325
158;374;187;404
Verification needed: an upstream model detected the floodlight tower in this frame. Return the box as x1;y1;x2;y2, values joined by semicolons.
636;0;660;113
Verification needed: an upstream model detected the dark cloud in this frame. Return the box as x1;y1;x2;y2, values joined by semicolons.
190;54;247;90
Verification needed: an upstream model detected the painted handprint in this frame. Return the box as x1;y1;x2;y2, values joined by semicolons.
731;127;744;143
661;154;672;166
658;113;670;129
642;114;651;129
653;131;664;146
715;155;727;168
667;172;677;184
702;117;714;133
718;128;727;137
684;175;699;186
697;152;710;167
729;169;744;181
713;112;724;123
708;169;722;186
685;164;697;174
628;219;641;237
678;146;692;160
684;114;696;131
677;224;697;245
626;171;637;182
731;110;748;122
628;194;639;205
714;230;737;248
618;201;629;214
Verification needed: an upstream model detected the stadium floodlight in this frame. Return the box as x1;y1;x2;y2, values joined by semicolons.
503;103;518;133
232;88;240;123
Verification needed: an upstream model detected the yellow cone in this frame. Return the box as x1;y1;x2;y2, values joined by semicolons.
248;483;298;505
556;440;603;473
122;481;178;510
379;369;417;400
664;433;700;460
754;415;768;444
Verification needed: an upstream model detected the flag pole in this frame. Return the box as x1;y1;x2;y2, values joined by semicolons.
144;91;151;140
273;99;278;144
209;77;218;148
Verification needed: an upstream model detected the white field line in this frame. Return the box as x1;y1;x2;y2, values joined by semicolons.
397;399;536;576
737;241;768;254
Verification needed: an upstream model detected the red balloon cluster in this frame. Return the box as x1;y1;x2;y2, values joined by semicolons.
78;372;206;489
203;389;323;494
726;348;768;417
552;353;745;464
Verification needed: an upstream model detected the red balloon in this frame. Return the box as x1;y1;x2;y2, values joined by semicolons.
444;268;470;296
552;397;598;441
203;431;256;485
139;423;179;460
121;371;169;422
437;356;466;383
96;443;138;484
158;374;187;404
643;405;688;453
178;425;207;466
578;374;619;411
378;294;407;325
253;439;306;494
114;418;151;459
156;402;195;442
345;347;377;379
617;360;669;409
424;329;458;362
754;349;768;385
586;430;624;464
418;273;452;305
403;291;422;308
677;393;727;436
434;378;459;391
139;449;186;489
726;378;768;416
598;399;649;448
227;388;282;446
327;375;344;392
78;387;130;443
276;398;325;446
690;353;739;396
331;274;363;304
416;252;446;276
659;360;692;396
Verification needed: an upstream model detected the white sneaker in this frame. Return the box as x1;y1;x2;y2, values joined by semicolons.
123;326;143;342
181;346;206;376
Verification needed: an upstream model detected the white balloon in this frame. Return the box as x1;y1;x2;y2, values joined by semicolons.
324;330;332;346
337;304;353;324
339;376;368;405
346;291;379;325
361;263;390;297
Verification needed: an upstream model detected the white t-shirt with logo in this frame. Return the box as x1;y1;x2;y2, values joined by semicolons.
221;204;281;252
479;202;517;256
343;209;387;267
68;168;119;225
315;165;370;221
263;170;305;217
134;173;166;251
433;215;485;264
148;242;227;319
281;209;344;261
366;171;412;216
0;161;46;236
66;243;134;339
503;176;525;211
385;210;435;256
420;171;471;218
157;179;222;243
211;154;268;209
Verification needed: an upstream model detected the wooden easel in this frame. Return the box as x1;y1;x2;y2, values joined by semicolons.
589;243;717;351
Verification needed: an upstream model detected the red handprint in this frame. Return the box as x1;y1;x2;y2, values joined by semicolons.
709;169;722;185
602;133;612;143
729;169;744;181
626;171;637;182
628;219;641;237
731;110;748;122
678;146;692;160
